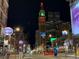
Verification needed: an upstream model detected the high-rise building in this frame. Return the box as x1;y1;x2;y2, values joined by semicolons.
46;12;71;39
46;11;61;31
0;0;9;35
48;12;60;22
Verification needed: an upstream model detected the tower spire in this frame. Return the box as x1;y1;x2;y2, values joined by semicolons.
39;0;45;16
40;0;44;9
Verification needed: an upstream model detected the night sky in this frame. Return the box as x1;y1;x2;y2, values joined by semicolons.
7;0;70;46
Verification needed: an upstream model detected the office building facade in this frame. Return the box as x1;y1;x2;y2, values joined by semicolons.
0;0;9;35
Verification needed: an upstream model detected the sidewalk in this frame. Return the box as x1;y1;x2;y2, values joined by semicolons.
9;54;19;59
43;53;79;58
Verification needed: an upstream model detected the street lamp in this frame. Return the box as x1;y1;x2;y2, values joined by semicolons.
15;27;20;32
19;40;23;45
62;30;68;35
49;34;52;37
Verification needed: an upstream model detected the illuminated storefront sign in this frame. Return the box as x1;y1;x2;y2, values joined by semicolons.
70;1;79;35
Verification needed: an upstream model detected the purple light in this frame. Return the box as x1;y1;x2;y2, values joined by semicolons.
3;27;13;36
71;2;79;35
19;40;23;44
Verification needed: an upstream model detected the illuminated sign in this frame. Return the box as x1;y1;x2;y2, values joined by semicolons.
50;37;57;42
40;32;46;38
3;27;13;36
70;1;79;35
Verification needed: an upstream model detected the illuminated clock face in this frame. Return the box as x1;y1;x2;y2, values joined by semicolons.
39;10;45;16
41;13;45;16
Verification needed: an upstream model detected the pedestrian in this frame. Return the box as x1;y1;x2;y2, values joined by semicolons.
26;44;31;53
7;50;10;59
53;43;58;56
19;46;23;59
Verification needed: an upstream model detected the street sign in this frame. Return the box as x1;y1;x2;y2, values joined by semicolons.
50;37;57;42
40;32;46;38
3;27;13;36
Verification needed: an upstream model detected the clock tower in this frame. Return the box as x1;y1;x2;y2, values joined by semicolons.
38;1;46;46
39;2;46;32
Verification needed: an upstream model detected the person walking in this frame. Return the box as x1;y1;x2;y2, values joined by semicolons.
53;43;58;56
26;44;31;55
19;46;23;59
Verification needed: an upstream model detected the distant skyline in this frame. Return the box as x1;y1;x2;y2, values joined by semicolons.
7;0;70;45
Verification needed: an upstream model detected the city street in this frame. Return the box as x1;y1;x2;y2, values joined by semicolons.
1;0;79;59
0;53;78;59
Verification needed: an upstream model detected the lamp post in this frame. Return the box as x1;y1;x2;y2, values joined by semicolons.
15;27;20;32
14;27;21;59
14;27;21;50
49;34;52;38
